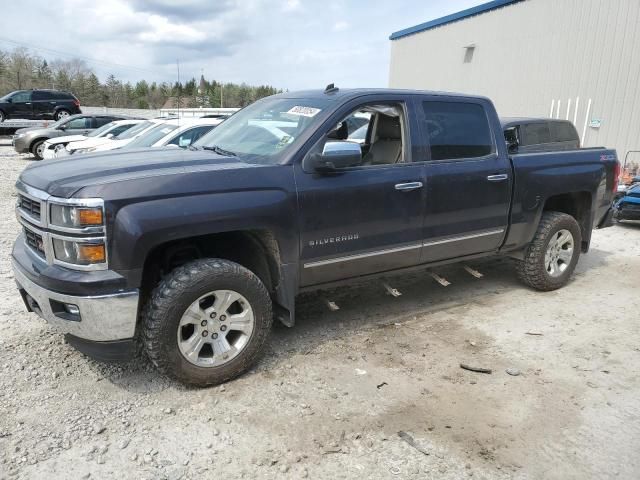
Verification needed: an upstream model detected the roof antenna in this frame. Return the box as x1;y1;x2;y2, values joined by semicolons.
324;83;339;94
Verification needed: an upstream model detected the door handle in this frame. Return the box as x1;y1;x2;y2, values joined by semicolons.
25;102;31;105
395;181;423;192
487;174;508;182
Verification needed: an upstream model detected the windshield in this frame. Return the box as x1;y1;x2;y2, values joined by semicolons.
87;122;116;138
124;124;178;148
194;97;329;163
116;121;153;139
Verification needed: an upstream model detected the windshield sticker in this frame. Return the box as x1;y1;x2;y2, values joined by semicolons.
286;106;321;117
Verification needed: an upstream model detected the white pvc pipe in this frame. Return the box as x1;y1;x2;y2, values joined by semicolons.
556;100;561;119
566;99;571;120
549;99;555;118
573;97;580;125
582;98;592;144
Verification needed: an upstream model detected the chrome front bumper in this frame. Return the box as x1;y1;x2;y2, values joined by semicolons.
12;258;139;341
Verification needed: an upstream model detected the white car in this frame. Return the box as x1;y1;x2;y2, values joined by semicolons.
121;118;223;151
42;119;143;159
62;119;163;156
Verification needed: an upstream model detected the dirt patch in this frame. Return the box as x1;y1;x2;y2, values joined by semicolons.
0;143;639;480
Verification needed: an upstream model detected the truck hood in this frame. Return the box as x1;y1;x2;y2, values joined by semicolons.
18;147;257;198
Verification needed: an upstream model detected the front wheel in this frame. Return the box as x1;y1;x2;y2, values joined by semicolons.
31;140;45;160
142;259;273;386
516;211;582;291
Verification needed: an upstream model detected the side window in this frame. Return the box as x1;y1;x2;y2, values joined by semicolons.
109;124;132;136
521;123;551;146
32;91;52;101
95;117;114;127
65;117;91;129
326;104;405;166
168;126;215;147
552;122;578;143
11;92;31;103
422;101;494;160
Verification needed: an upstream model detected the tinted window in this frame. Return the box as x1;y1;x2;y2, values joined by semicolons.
95;117;115;127
109;124;135;137
552;122;578;143
117;121;153;139
422;101;494;160
521;123;551;145
54;92;74;100
11;91;31;103
32;91;53;101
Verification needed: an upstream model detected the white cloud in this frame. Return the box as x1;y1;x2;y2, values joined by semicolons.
139;15;208;44
333;20;349;31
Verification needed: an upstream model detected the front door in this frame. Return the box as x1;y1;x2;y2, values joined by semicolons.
9;91;33;119
419;99;511;262
296;100;426;286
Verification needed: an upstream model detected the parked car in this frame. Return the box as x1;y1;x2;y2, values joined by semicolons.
502;118;580;153
13;114;128;159
11;87;619;386
614;183;640;222
0;89;81;122
63;119;164;155
42;119;144;160
121;118;223;150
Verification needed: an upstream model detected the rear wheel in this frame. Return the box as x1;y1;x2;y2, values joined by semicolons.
54;109;71;121
516;211;582;291
31;140;45;160
142;259;273;386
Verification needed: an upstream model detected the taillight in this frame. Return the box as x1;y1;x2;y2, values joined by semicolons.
613;161;621;191
73;99;80;107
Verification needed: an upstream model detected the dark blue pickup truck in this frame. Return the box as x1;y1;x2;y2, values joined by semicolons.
12;87;620;385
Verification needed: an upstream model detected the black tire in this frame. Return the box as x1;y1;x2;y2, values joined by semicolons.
54;109;71;121
142;259;273;386
30;140;45;160
515;211;582;291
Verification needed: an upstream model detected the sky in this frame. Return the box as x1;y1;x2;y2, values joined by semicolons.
2;0;482;90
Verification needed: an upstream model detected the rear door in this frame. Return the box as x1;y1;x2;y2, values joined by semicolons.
32;91;54;119
419;98;511;263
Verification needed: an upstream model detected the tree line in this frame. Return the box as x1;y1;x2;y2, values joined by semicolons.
0;47;281;109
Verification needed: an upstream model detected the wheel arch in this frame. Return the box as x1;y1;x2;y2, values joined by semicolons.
138;229;295;326
542;191;593;252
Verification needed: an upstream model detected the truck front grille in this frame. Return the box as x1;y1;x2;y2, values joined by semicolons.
18;194;42;220
23;225;46;258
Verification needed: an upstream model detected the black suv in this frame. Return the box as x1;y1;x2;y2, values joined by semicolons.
0;89;82;122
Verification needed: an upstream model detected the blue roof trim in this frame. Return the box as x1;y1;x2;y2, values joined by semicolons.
389;0;523;40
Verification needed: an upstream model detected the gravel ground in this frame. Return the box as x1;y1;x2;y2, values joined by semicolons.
0;142;639;480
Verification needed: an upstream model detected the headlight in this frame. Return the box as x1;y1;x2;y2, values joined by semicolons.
52;239;106;265
50;204;104;228
14;133;24;139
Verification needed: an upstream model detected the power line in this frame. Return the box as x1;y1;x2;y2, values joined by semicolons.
0;36;165;77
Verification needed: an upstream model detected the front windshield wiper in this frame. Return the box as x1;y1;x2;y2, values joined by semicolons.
202;145;237;157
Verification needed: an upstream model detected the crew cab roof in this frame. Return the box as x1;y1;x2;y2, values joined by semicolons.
273;88;491;103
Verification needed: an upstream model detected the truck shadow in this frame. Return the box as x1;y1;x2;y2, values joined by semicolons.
97;246;613;391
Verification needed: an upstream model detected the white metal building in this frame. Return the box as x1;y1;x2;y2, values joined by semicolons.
389;0;640;170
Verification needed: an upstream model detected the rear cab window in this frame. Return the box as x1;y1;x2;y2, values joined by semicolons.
521;122;551;146
421;101;495;160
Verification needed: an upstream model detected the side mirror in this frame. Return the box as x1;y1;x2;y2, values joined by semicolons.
506;140;518;154
106;133;114;139
308;141;362;173
5;98;12;103
178;137;191;148
58;125;66;131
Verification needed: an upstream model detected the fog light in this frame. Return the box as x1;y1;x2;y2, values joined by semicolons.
64;304;80;315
